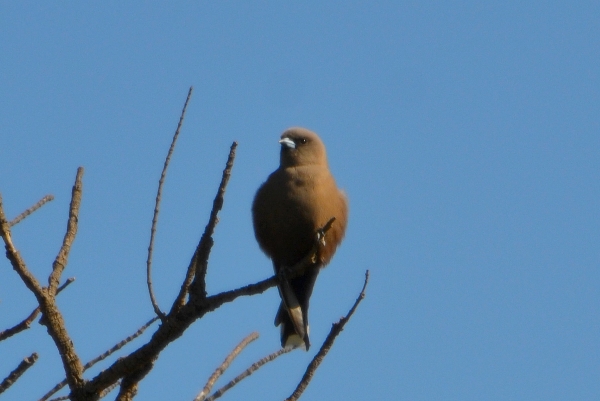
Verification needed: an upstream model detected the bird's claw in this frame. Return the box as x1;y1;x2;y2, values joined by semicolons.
316;229;327;247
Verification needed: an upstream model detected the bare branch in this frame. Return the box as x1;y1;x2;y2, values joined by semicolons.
0;308;40;342
0;193;45;296
9;195;55;227
195;332;259;401
147;86;194;320
205;346;294;401
81;272;277;395
86;317;160;370
1;277;75;342
0;353;38;394
24;169;87;397
39;317;158;401
199;275;278;313
285;270;370;401
49;167;83;294
184;141;238;307
57;277;76;294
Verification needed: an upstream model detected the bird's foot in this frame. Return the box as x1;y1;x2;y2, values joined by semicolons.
316;229;327;247
315;216;336;248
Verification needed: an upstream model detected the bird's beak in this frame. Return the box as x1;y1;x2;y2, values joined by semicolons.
279;137;296;149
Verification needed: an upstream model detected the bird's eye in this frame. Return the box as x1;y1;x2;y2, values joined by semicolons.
299;138;307;144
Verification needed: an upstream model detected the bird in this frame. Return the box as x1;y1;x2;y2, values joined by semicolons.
252;127;348;350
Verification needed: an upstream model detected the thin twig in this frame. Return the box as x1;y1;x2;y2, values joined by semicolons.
199;275;278;313
85;317;159;370
0;307;40;342
57;277;76;294
0;353;38;394
0;193;44;295
39;317;159;401
48;167;83;294
147;86;194;319
1;277;75;342
205;346;294;401
9;195;55;227
285;270;370;401
175;141;237;311
195;332;259;401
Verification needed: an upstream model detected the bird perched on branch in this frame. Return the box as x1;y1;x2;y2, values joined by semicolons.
252;127;348;350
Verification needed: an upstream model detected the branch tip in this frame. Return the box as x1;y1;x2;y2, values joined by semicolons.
147;87;194;319
178;141;238;308
49;167;83;293
285;270;369;401
9;194;55;227
204;345;294;401
0;352;38;394
195;332;259;401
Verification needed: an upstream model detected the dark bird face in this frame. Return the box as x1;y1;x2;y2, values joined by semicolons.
279;127;328;168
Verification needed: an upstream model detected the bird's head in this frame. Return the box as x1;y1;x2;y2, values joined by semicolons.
279;127;328;168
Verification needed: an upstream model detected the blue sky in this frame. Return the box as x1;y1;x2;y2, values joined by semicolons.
1;2;599;400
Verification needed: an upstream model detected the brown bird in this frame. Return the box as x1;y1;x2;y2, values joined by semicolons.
252;127;348;350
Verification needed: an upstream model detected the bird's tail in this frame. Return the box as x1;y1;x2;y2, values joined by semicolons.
275;302;309;350
274;266;320;350
275;278;309;349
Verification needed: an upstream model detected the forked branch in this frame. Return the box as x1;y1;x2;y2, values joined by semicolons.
185;141;238;306
0;277;74;342
39;317;159;401
0;170;86;396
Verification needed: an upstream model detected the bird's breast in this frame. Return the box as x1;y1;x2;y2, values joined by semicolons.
252;166;347;268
